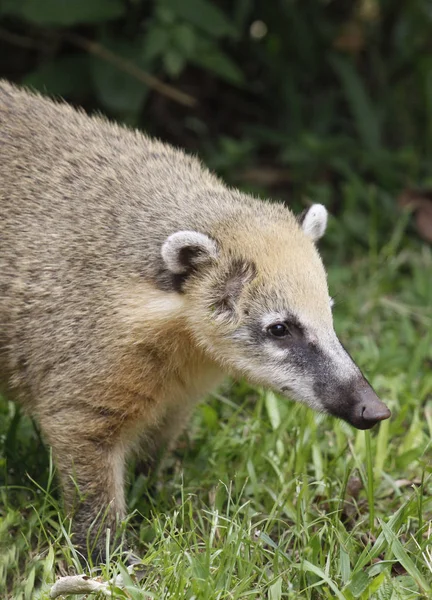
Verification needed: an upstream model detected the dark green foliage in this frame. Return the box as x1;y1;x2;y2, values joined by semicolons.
1;0;125;25
0;0;431;254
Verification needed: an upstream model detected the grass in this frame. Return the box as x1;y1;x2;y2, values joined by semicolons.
1;218;432;599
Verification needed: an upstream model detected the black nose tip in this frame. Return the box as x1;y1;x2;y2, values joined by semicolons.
361;402;391;423
352;387;391;430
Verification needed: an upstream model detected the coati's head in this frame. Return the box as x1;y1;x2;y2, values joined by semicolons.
161;203;390;430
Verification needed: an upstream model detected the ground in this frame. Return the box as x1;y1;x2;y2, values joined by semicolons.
1;220;432;599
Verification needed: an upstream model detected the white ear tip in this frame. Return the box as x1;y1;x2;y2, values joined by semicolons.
308;204;328;225
161;235;182;274
161;230;218;274
301;204;328;241
311;203;327;218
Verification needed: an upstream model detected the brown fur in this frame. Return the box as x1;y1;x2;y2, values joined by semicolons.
0;80;335;559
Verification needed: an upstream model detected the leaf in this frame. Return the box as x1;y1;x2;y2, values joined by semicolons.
191;39;244;86
366;572;387;595
347;570;370;598
265;391;281;430
160;0;237;38
42;545;55;581
329;54;382;154
1;0;124;25
199;405;218;430
339;545;351;583
163;50;186;78
295;560;347;600
379;519;431;593
24;566;35;600
172;23;196;58
23;55;90;97
91;35;150;114
142;25;170;61
268;576;282;600
258;531;279;550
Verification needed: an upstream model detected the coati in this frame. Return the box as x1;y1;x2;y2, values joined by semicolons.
0;80;390;560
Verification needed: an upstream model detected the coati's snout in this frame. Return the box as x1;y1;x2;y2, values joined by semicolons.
320;377;391;430
274;335;391;430
348;383;391;429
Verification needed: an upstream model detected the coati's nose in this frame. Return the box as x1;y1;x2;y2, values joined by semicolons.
350;386;391;430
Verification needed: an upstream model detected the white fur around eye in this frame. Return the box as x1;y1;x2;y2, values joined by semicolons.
261;312;287;329
161;230;218;274
264;341;289;360
301;204;328;241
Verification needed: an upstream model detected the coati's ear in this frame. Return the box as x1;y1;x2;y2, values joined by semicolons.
299;204;328;241
162;230;218;275
213;259;256;321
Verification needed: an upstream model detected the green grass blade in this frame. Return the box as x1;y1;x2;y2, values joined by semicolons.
379;519;431;593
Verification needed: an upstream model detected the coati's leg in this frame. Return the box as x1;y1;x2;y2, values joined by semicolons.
136;402;195;478
62;444;126;561
38;407;131;563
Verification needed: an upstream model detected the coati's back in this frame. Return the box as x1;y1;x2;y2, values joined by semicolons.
0;79;235;284
0;80;247;402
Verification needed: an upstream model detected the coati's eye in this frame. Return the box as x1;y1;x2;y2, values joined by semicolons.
267;323;290;338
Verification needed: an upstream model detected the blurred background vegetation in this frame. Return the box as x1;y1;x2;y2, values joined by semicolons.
1;0;431;260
